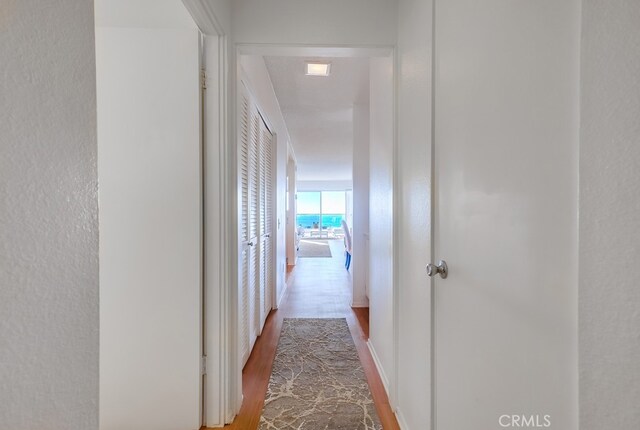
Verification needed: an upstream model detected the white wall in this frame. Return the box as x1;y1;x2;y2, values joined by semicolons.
346;190;354;237
239;55;293;306
580;2;640;428
286;154;298;266
232;0;397;47
368;56;396;395
96;1;202;429
0;1;99;428
394;0;433;427
352;103;370;307
296;180;353;191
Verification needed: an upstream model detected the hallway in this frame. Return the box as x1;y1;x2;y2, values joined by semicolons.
219;240;400;429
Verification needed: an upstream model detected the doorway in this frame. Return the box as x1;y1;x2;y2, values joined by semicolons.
226;46;397;427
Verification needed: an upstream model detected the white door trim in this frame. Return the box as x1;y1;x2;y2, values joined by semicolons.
234;43;400;421
233;44;400;414
179;2;402;419
202;32;233;428
181;1;235;426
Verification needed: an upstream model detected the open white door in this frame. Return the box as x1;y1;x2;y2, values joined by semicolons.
432;0;579;429
97;26;202;430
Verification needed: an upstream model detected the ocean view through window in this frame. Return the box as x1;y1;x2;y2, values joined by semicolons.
297;191;346;230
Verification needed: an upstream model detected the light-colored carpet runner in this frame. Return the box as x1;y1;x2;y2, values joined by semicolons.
297;239;333;258
259;318;382;430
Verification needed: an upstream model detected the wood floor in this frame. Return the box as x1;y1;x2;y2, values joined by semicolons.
215;240;400;430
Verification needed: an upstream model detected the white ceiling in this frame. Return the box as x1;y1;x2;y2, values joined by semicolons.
264;56;369;182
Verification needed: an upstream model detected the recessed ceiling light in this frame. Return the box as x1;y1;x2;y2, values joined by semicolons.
305;62;331;77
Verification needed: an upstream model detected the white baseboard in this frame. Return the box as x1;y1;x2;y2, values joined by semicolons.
351;300;369;308
395;407;409;430
366;340;390;395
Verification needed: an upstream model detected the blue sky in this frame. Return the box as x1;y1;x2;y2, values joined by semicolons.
297;191;346;214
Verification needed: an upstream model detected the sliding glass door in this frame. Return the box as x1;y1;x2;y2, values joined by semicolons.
296;191;321;229
296;191;347;236
320;191;346;229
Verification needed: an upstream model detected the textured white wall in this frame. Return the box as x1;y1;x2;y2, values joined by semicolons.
395;0;433;427
0;1;99;429
239;55;293;306
580;2;640;428
352;103;370;307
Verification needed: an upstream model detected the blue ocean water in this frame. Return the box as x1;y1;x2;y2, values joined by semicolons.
296;214;344;228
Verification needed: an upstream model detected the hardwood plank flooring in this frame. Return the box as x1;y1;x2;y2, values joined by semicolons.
214;240;399;430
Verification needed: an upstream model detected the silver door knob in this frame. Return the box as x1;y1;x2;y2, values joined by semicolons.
427;260;448;279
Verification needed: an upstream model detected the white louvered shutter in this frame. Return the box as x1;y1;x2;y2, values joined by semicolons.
258;119;267;331
238;85;251;365
248;103;261;352
262;125;274;326
238;83;277;362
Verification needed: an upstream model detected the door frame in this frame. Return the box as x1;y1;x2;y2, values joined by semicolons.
184;18;401;422
228;43;400;420
181;1;233;427
203;31;234;430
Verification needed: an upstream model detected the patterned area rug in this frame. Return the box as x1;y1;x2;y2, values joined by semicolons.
297;239;333;258
259;318;382;430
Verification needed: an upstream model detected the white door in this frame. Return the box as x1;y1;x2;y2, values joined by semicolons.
238;84;274;363
433;1;579;429
248;106;261;349
260;123;275;327
257;117;267;333
238;83;261;365
238;85;251;365
97;27;202;430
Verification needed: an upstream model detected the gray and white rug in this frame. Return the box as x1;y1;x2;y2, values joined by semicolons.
297;239;333;258
259;318;382;430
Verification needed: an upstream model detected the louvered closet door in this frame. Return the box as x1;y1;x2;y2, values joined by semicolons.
238;82;276;365
247;102;261;353
258;119;274;330
238;85;252;365
262;124;274;326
